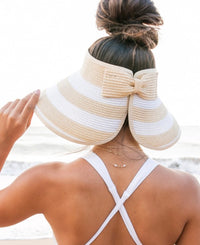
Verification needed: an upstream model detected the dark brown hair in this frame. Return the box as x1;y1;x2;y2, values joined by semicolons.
89;0;163;129
89;0;163;74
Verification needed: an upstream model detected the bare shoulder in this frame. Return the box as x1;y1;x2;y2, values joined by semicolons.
162;165;199;191
24;159;82;183
158;169;200;244
8;161;69;197
26;157;93;190
155;164;200;210
0;159;89;226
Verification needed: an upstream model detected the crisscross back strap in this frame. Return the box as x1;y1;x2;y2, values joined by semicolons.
83;152;159;245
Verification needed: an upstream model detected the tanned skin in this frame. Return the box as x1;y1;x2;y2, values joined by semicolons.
0;92;199;245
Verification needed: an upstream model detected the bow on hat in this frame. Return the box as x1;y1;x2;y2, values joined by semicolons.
102;68;158;100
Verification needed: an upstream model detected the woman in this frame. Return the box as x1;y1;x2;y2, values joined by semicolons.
0;0;200;244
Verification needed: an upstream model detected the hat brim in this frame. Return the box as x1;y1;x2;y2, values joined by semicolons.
35;70;128;145
35;51;181;149
129;95;181;150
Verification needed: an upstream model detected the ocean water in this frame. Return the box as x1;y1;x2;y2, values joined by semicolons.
0;125;200;240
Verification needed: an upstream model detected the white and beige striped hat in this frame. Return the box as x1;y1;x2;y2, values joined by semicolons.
35;51;181;150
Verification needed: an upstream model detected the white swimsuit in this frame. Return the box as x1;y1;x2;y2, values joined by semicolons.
54;152;159;245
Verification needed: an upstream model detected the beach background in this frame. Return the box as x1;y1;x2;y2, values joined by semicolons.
0;0;200;242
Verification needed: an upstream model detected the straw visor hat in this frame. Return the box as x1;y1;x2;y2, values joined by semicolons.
35;51;181;150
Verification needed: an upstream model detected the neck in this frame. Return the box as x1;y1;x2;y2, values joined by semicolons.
93;126;147;163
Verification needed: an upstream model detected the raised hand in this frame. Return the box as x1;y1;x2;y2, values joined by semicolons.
0;90;40;170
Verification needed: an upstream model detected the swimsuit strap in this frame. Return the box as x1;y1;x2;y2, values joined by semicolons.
83;152;159;245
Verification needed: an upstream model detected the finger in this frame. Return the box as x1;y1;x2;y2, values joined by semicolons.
21;90;40;121
13;93;33;114
5;99;20;113
0;92;32;114
0;102;12;113
26;111;34;129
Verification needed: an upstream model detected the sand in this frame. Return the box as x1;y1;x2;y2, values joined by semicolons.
0;238;54;245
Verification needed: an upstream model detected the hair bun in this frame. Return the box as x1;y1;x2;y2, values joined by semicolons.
96;0;163;49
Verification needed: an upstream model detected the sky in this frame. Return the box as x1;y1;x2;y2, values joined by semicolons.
0;0;200;126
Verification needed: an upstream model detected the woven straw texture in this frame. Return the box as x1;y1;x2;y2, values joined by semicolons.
35;52;181;149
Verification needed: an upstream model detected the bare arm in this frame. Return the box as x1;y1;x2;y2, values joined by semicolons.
176;176;200;244
0;90;48;226
0;164;50;226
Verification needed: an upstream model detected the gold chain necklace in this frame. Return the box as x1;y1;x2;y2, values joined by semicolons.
98;147;127;168
96;146;147;169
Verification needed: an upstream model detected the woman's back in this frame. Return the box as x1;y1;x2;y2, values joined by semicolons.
0;0;200;244
40;149;200;245
0;96;199;245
